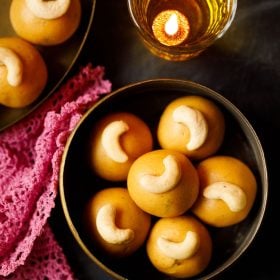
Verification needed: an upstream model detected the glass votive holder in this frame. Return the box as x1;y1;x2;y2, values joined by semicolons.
127;0;237;61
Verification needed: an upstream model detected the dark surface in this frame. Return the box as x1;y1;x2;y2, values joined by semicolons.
50;0;280;279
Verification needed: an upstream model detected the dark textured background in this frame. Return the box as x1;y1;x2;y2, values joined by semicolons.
51;0;280;279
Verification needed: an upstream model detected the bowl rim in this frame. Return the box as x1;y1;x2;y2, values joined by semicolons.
0;0;97;131
59;78;268;280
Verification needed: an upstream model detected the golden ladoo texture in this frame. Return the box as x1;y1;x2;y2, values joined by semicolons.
127;149;199;217
157;95;225;160
84;187;151;258
146;215;212;278
89;112;153;181
10;0;81;45
192;156;257;227
0;37;47;108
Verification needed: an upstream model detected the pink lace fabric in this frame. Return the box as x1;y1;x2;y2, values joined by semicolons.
1;225;74;280
0;64;111;278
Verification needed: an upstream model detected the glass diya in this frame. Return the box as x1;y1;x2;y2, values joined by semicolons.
127;0;237;61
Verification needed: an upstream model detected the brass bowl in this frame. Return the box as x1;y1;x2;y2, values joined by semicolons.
60;79;268;280
0;0;96;131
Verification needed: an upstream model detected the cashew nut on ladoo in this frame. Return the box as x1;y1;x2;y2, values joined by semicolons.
25;0;71;19
203;182;247;212
0;47;23;87
157;231;200;260
101;120;129;163
140;155;181;193
96;204;134;245
173;105;208;151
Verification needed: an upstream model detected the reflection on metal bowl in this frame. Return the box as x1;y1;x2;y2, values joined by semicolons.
60;79;268;280
0;0;96;131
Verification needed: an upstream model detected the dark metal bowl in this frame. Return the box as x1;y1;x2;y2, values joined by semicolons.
60;79;268;280
0;0;96;131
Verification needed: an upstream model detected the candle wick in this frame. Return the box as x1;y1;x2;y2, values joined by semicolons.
152;10;190;47
165;14;179;36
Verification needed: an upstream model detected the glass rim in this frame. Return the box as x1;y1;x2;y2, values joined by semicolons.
127;0;238;56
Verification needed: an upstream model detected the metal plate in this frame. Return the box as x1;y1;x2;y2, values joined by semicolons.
0;0;96;131
60;79;268;280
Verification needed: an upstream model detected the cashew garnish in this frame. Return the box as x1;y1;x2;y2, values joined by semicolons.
25;0;71;20
173;105;208;151
203;182;247;212
0;47;23;87
140;155;181;193
96;204;134;245
157;231;200;260
101;120;129;163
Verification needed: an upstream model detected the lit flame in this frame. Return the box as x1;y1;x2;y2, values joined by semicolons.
152;10;190;46
165;13;179;36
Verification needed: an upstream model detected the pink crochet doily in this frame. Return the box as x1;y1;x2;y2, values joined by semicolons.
0;64;111;278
